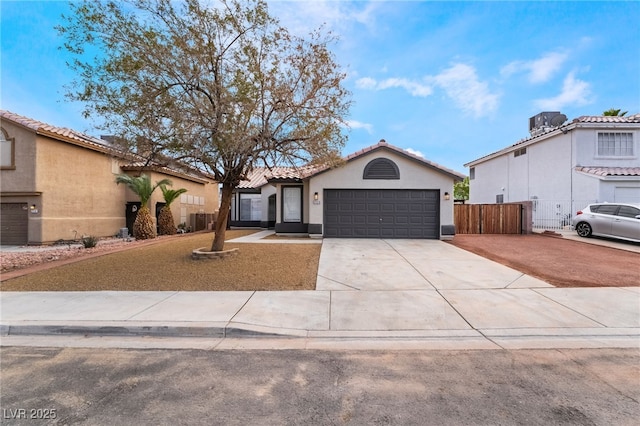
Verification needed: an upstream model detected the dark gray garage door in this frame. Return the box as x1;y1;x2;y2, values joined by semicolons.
1;203;28;245
324;189;439;238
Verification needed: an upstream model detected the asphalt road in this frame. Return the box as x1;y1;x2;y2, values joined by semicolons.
1;347;638;425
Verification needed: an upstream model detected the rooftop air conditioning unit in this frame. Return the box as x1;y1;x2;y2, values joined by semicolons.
529;112;566;136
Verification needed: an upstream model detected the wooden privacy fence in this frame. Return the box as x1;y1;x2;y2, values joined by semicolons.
454;203;523;234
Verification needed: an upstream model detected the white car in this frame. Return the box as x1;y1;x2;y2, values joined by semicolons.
572;203;640;243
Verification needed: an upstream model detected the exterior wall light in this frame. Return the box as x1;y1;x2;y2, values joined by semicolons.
443;192;451;201
313;192;319;201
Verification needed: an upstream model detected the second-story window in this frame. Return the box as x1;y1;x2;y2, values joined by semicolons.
0;128;15;170
597;132;634;157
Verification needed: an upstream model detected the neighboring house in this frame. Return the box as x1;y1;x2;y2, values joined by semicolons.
0;110;219;245
233;140;465;239
465;112;640;229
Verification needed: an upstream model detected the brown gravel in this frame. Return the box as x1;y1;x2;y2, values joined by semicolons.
448;234;640;288
0;230;320;291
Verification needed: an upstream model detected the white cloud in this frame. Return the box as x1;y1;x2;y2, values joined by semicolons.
405;148;425;158
344;119;373;134
430;64;499;117
356;63;498;117
501;52;568;83
355;77;377;90
378;78;433;97
534;71;593;110
355;77;432;97
267;0;380;37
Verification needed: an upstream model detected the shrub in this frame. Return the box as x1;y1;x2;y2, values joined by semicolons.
82;235;99;248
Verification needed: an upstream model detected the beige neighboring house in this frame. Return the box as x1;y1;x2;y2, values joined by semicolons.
0;110;219;245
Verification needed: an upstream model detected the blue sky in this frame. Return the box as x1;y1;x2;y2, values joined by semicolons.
2;1;639;173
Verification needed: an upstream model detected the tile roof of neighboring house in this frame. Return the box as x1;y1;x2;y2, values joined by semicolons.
575;166;640;177
1;109;214;184
572;114;640;124
465;113;640;166
1;109;127;156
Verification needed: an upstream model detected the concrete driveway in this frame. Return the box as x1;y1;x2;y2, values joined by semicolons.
316;238;551;290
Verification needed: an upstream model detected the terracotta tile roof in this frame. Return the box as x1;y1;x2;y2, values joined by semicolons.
1;109;125;155
266;164;323;181
236;165;322;188
572;114;640;124
1;109;214;183
575;166;640;177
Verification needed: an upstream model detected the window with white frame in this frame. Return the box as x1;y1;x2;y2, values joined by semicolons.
282;186;302;222
597;132;634;157
0;128;15;169
239;193;261;221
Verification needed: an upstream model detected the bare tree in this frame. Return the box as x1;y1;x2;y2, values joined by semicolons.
58;0;351;251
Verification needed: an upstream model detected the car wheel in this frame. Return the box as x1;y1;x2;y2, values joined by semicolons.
575;222;592;238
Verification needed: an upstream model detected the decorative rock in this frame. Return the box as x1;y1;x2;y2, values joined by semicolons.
191;247;239;260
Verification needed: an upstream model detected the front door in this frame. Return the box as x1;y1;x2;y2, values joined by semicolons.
125;202;142;237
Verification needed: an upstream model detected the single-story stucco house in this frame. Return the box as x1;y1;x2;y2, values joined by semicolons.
231;140;465;239
0;110;219;245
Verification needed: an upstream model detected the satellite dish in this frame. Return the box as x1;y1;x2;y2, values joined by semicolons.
551;114;567;127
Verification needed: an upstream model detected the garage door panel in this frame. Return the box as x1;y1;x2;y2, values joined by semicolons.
1;203;29;245
324;189;439;239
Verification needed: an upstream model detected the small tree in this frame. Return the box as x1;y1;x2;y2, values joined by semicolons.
58;0;351;252
158;186;188;235
454;177;469;201
603;108;627;117
115;174;172;239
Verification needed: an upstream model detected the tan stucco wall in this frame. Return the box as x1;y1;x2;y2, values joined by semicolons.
308;150;456;235
141;171;219;230
1;122;42;243
35;136;127;242
0;122;37;191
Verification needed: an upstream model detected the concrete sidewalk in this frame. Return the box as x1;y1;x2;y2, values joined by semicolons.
1;238;638;350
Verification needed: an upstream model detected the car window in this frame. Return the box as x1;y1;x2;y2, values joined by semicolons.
617;206;640;219
595;204;619;215
589;205;601;213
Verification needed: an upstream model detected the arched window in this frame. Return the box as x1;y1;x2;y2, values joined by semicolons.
363;158;400;179
0;128;15;170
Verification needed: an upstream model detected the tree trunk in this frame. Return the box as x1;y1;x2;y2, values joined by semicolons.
157;206;177;235
211;182;234;251
133;205;156;240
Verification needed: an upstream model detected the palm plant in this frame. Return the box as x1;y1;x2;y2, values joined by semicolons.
157;186;188;235
115;174;172;239
603;108;627;117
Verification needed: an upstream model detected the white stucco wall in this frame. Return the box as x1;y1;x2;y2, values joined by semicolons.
468;156;508;203
307;149;457;233
575;127;640;168
468;125;640;205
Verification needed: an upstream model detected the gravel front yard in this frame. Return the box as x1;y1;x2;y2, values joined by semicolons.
0;231;320;291
448;234;640;288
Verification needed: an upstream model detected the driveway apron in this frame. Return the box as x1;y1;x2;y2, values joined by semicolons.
316;239;637;333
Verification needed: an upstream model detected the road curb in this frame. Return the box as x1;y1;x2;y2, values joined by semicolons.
0;324;292;338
